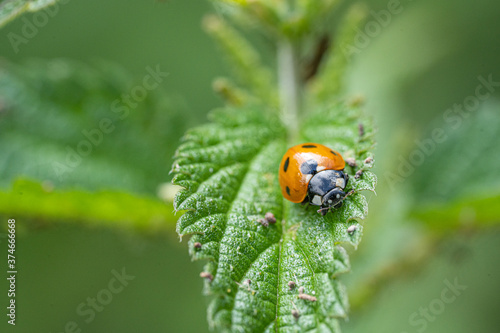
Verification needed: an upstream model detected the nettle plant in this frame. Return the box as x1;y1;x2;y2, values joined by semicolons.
171;1;376;332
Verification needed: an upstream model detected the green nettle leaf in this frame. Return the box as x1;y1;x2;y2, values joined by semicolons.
172;102;376;332
409;101;500;204
0;0;59;28
0;178;177;232
0;59;190;194
408;101;500;230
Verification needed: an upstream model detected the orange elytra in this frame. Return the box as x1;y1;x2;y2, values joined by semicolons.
279;143;348;215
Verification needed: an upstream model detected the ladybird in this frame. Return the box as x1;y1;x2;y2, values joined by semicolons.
279;143;348;215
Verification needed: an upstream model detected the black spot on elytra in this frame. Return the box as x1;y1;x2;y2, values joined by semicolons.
302;144;317;148
283;157;290;172
300;159;318;175
330;150;338;156
286;186;291;196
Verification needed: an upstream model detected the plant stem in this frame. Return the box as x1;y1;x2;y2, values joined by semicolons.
278;38;301;143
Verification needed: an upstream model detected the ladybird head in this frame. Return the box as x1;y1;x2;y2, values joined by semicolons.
322;187;346;209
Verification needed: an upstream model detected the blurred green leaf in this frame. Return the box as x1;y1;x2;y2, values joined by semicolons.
203;14;277;107
0;0;59;28
410;194;500;230
410;100;500;204
172;102;376;332
0;178;176;232
0;59;192;194
407;100;500;230
311;3;369;100
211;0;340;38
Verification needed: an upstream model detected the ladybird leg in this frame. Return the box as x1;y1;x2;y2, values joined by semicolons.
344;172;349;188
317;206;329;215
345;189;355;197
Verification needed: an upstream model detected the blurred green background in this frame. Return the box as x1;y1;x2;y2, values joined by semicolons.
0;0;499;332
